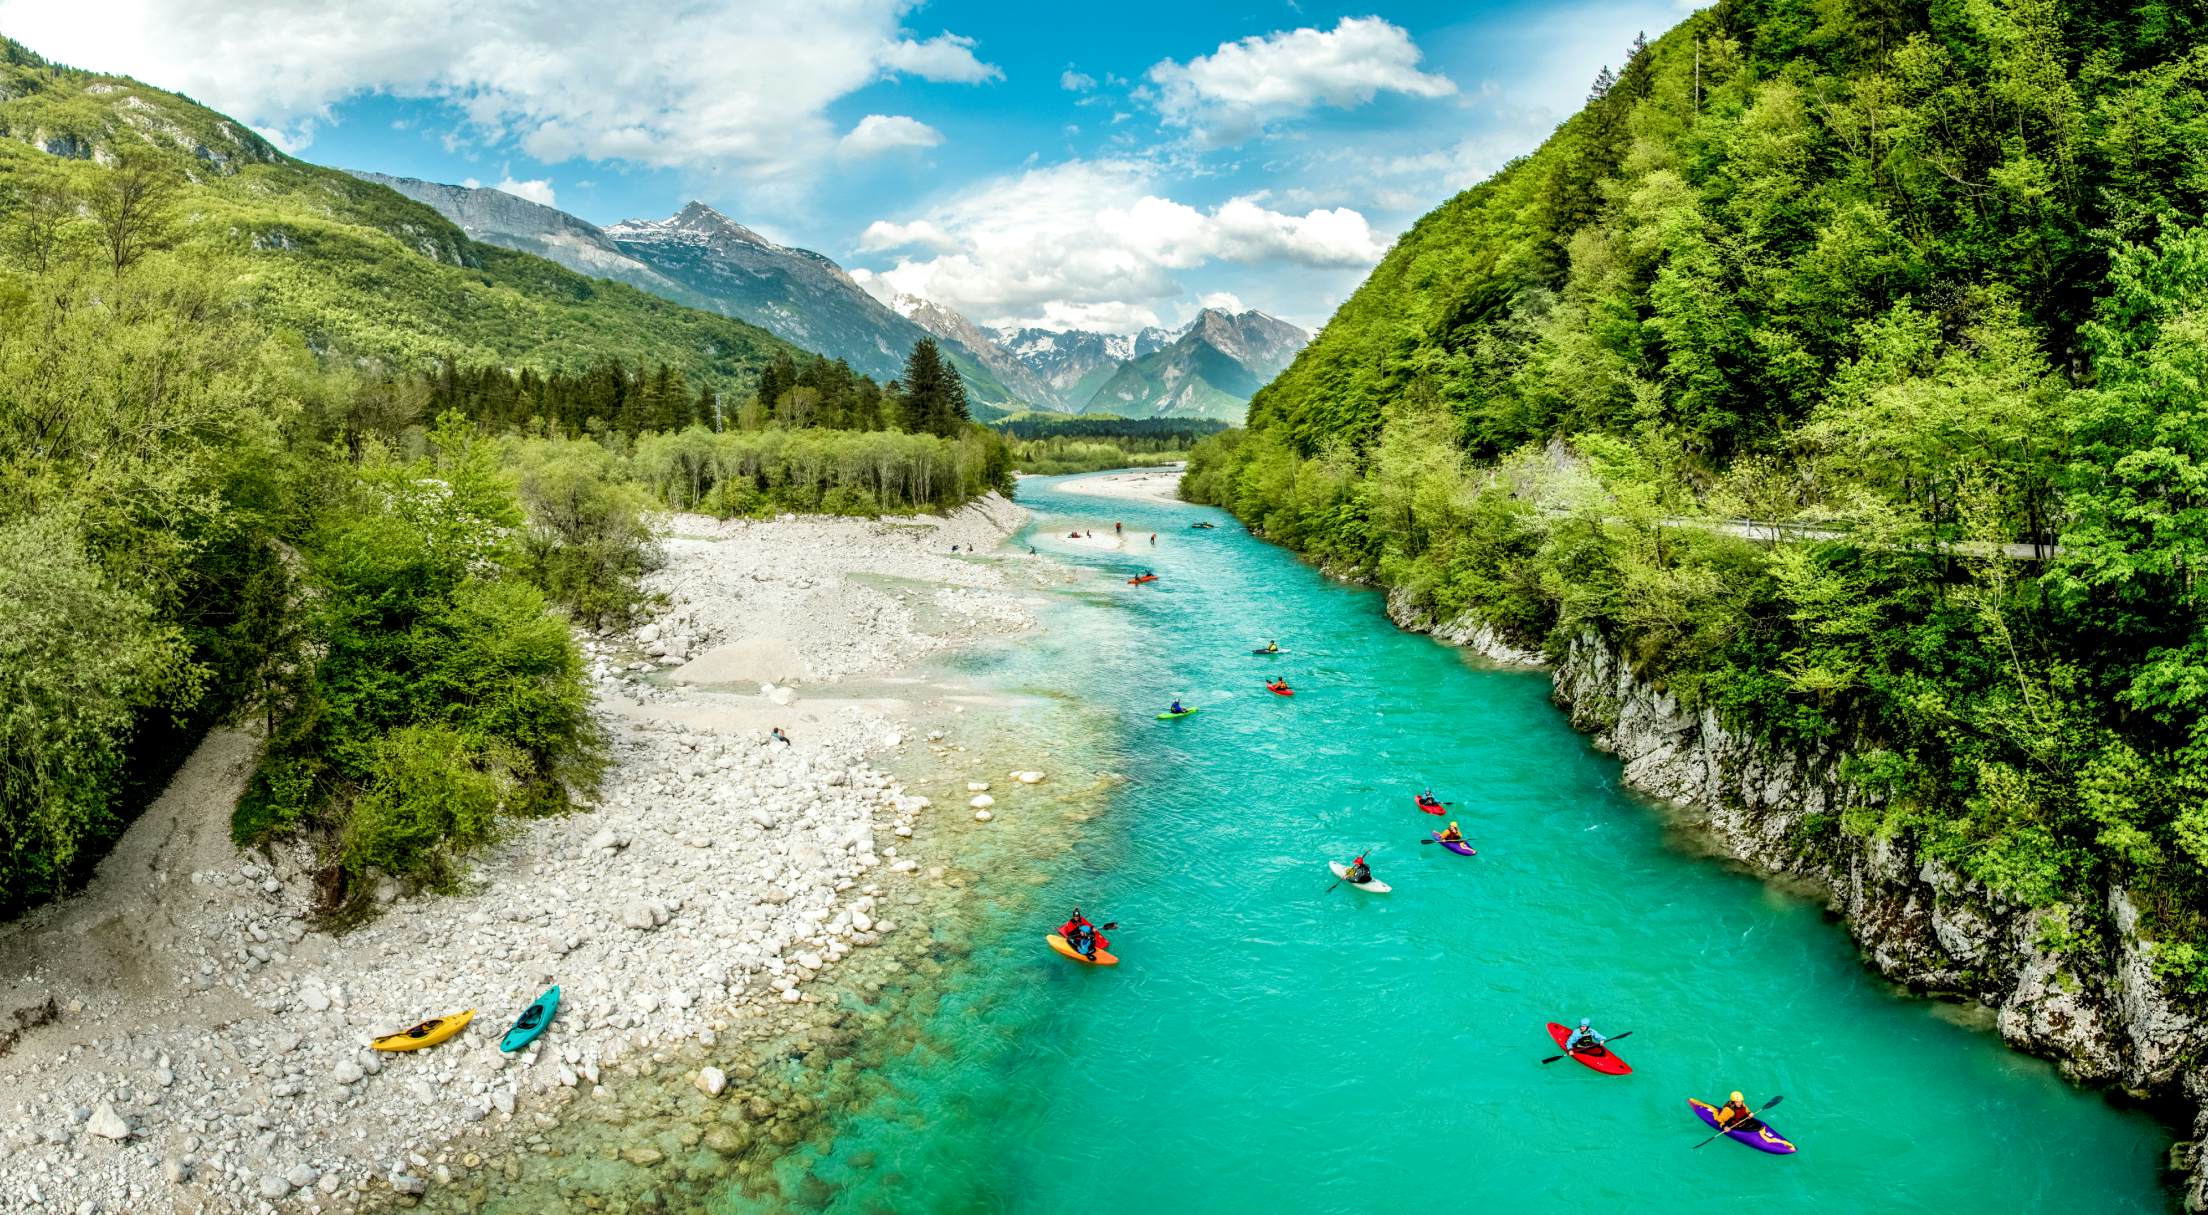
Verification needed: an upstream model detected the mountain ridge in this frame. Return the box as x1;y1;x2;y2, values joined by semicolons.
1077;308;1309;420
352;174;1025;414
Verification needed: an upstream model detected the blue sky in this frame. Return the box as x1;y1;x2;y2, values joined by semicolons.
2;0;1692;332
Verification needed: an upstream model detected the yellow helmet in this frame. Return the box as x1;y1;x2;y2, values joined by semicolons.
1450;821;1459;829
1729;1091;1744;1103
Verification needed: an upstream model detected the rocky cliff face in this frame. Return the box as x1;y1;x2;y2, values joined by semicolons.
1400;602;2208;1203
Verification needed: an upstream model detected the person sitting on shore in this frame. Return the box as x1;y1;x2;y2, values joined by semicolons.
770;727;791;746
1439;821;1466;844
1563;1018;1606;1053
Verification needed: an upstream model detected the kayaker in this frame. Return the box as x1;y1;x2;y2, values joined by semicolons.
1115;521;1122;535
1562;1017;1606;1052
1345;854;1373;884
1169;699;1187;715
1438;821;1467;844
1713;1092;1758;1130
1268;679;1290;693
1058;908;1106;959
1263;641;1280;653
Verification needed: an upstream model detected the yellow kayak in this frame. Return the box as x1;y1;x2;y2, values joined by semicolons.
372;1009;474;1052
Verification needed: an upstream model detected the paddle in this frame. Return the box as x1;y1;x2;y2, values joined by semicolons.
1540;1030;1632;1063
1326;845;1381;892
1693;1095;1784;1149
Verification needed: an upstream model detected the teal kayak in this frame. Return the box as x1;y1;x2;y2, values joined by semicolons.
500;985;560;1052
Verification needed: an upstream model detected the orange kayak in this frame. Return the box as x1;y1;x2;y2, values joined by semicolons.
1047;933;1119;966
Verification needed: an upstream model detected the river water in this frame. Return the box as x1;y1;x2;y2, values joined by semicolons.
695;473;2174;1213
442;472;2173;1214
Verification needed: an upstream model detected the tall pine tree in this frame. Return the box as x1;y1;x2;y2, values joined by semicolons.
897;338;969;438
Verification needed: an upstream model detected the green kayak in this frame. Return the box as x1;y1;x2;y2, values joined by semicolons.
1157;708;1200;720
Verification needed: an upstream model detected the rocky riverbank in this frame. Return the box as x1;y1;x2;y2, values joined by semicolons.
1396;596;2207;1205
0;496;1066;1214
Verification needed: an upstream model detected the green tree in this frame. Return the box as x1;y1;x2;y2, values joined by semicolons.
83;147;178;274
897;337;971;438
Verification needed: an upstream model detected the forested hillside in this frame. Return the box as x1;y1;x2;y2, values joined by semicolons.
0;36;795;385
1188;0;2208;987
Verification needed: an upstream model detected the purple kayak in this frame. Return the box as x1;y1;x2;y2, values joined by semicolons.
1430;831;1476;857
1689;1098;1796;1154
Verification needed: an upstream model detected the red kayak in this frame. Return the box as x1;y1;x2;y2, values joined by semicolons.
1128;575;1158;585
1414;796;1445;815
1545;1023;1631;1075
1267;683;1294;697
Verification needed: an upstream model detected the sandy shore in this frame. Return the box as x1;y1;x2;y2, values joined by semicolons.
0;495;1057;1213
1043;465;1187;505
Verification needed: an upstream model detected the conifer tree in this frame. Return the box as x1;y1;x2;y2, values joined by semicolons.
896;338;969;438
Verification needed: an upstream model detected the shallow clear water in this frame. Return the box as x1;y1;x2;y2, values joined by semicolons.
723;473;2173;1214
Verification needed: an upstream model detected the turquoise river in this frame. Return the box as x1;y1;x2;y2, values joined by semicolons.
714;471;2175;1213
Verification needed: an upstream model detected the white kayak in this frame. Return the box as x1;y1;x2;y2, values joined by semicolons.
1330;861;1391;893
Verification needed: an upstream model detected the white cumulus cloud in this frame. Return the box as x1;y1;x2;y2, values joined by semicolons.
856;218;958;252
495;176;556;206
1147;16;1455;146
0;0;995;184
838;114;943;158
1060;69;1096;92
877;31;1002;83
850;159;1383;330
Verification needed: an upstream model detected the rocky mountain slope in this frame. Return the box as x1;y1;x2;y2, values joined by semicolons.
886;292;1053;406
1079;309;1308;421
348;171;704;306
357;175;1022;414
986;324;1170;412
